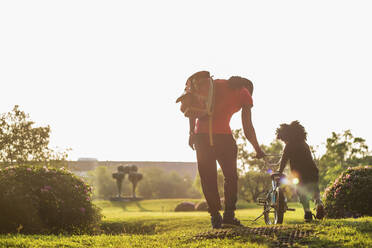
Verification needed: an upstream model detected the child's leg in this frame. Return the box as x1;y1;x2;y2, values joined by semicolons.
310;182;325;219
297;184;311;212
313;184;322;205
297;184;313;221
307;179;323;206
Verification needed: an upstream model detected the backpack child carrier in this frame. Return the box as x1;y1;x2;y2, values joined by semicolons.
176;71;215;145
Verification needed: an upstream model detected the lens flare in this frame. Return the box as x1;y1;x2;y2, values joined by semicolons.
280;177;288;185
292;178;299;185
267;169;273;174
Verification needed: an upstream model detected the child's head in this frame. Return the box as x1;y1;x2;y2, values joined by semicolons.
276;120;307;144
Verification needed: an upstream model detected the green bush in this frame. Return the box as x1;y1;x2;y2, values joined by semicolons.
195;201;208;211
174;202;195;212
323;165;372;218
0;165;101;234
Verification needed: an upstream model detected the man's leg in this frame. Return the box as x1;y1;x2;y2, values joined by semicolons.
195;134;221;215
215;134;241;225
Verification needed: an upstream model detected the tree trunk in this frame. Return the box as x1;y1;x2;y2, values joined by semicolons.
116;179;123;198
132;182;137;198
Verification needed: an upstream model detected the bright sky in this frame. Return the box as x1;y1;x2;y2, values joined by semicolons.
1;1;371;162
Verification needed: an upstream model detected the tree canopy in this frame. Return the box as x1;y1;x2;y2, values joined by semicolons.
0;105;68;166
232;129;283;173
318;130;371;190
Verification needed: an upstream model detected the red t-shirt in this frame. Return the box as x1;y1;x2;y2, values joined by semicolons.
195;79;253;134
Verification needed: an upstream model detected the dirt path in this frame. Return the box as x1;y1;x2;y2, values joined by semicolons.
193;225;313;248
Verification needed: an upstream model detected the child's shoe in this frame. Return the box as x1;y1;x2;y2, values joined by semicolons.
211;212;222;229
304;211;313;222
315;202;325;220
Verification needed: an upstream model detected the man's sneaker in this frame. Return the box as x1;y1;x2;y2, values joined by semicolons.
211;212;222;229
315;204;325;220
222;212;244;227
304;211;313;222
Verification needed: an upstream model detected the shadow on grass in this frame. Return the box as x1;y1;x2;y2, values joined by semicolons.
100;221;156;235
191;226;307;247
190;224;359;248
111;201;128;211
134;201;151;212
285;219;307;225
109;201;152;212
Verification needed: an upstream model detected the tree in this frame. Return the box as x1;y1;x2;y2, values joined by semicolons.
318;130;370;190
88;166;130;199
128;172;143;198
194;169;225;198
233;129;291;202
111;165;140;198
238;171;271;202
0;105;68;166
112;171;125;197
232;129;284;173
137;167;200;199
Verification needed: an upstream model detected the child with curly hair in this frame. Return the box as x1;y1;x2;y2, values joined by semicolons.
276;121;325;221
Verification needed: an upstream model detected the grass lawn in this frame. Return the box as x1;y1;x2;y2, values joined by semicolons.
0;199;371;248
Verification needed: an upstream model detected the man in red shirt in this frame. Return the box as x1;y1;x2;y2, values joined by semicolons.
188;71;265;229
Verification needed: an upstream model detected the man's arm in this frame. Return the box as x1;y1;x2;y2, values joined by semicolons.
188;117;196;150
241;105;265;158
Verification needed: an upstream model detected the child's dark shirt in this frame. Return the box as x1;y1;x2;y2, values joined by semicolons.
281;141;319;183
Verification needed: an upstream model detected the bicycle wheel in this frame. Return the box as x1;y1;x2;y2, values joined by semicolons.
264;189;285;224
274;189;285;224
263;192;274;225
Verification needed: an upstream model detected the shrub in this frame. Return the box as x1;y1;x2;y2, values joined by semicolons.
0;165;101;234
195;201;208;211
174;202;195;212
323;165;372;218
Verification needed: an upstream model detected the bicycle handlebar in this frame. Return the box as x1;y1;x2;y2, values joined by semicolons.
264;154;282;157
263;154;281;169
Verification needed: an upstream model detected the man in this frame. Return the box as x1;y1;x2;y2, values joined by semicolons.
187;71;265;229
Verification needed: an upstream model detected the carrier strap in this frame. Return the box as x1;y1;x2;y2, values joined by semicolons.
208;77;215;146
209;117;213;146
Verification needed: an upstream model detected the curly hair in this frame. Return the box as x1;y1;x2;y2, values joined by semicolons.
276;120;307;143
228;76;253;95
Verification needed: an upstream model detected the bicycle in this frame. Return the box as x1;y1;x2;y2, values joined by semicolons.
254;155;295;224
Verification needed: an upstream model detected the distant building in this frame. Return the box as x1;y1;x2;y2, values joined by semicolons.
71;158;99;171
68;160;198;180
77;158;98;161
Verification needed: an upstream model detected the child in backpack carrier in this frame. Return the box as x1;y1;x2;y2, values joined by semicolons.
276;121;325;221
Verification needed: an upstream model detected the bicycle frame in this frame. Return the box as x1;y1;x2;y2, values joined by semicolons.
254;155;295;224
254;173;286;222
270;173;282;206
